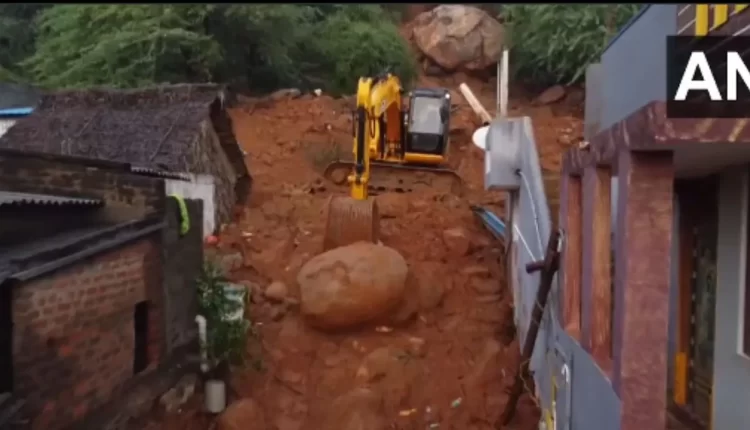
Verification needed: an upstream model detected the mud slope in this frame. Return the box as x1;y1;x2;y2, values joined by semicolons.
137;73;581;430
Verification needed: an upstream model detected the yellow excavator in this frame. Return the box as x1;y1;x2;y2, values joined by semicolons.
322;72;461;250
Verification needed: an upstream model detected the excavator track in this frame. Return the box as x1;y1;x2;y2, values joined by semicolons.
323;196;380;251
323;161;464;196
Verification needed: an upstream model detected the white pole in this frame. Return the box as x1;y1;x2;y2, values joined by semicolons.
499;48;509;118
496;60;501;116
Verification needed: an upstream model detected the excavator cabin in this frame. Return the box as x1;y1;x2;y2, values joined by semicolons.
403;88;451;164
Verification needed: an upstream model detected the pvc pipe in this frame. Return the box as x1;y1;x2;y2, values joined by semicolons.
195;314;210;373
205;379;226;413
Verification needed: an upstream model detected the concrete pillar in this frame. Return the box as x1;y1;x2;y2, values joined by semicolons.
612;151;674;430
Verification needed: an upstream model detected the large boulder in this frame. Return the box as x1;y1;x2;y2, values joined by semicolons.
297;242;409;330
412;5;504;72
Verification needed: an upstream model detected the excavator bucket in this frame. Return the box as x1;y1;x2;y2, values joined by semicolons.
323;161;464;196
323;196;380;251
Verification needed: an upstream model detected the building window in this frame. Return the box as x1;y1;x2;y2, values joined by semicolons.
133;301;149;375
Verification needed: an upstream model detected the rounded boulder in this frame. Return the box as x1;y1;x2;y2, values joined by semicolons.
297;242;409;330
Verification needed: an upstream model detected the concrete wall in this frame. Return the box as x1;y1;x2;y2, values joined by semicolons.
597;5;677;132
161;198;202;354
165;174;215;237
489;116;620;430
712;167;750;429
12;237;163;430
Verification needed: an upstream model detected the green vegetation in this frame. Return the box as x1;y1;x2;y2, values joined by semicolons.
503;4;642;86
0;4;641;93
196;260;258;371
0;4;416;95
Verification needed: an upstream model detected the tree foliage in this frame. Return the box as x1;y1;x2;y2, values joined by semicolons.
504;4;642;86
0;4;645;92
4;4;417;94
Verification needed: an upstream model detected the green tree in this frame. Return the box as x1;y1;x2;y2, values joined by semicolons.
0;5;49;80
302;6;417;94
17;4;416;94
23;5;222;88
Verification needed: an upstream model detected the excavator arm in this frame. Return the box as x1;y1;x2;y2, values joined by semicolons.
349;73;403;200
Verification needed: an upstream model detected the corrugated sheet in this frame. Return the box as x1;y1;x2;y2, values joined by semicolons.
130;166;191;180
0;191;103;208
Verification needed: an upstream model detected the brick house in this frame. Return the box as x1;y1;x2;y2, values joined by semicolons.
0;84;252;235
0;148;204;429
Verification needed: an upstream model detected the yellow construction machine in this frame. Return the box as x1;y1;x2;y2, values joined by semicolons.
322;72;461;250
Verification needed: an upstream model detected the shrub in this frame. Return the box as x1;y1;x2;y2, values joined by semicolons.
302;7;418;95
196;260;256;371
504;5;642;86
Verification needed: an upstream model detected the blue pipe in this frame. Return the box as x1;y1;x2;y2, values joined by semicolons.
470;205;507;240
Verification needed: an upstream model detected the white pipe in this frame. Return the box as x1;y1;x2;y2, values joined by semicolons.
499;49;509;118
195;314;210;373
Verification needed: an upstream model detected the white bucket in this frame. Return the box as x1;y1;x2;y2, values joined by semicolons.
205;379;227;413
222;283;247;322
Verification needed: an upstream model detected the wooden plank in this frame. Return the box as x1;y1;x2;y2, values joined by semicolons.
583;166;613;369
458;83;492;125
560;174;582;339
673;186;694;407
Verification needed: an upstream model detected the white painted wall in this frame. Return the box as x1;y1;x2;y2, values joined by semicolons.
0;119;16;137
165;174;216;238
713;167;750;429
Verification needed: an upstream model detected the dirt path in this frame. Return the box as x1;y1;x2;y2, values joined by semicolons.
139;73;582;429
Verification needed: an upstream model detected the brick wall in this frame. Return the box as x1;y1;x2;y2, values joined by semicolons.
0;151;165;223
11;236;164;430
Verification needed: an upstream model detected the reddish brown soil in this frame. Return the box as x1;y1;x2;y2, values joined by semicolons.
138;71;582;430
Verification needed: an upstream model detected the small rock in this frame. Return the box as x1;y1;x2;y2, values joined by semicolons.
355;347;401;385
442;227;470;257
470;235;492;251
275;415;303;430
269;88;302;101
217;398;265;430
408;199;430;212
319;388;387;430
407;337;427;358
469;278;501;295
376;193;410;218
535;85;566;105
270;304;288;321
313;88;323;97
218;252;243;273
418;278;445;310
265;281;288;302
462;265;491;278
159;374;197;413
